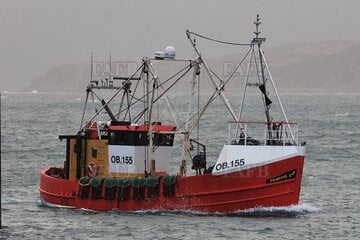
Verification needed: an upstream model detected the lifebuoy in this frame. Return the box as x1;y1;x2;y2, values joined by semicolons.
87;162;98;177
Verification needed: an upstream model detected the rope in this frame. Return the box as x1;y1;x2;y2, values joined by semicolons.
187;30;251;46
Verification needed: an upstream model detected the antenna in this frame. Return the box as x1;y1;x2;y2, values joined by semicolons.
109;54;112;86
253;14;266;44
254;14;261;38
90;52;93;83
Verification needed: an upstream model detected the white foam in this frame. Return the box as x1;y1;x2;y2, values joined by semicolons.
114;204;321;216
238;203;321;214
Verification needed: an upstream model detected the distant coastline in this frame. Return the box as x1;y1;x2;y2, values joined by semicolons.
24;40;360;93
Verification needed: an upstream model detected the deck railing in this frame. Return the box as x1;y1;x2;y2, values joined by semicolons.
228;121;302;146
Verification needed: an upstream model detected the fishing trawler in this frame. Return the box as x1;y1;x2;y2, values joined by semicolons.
39;16;305;213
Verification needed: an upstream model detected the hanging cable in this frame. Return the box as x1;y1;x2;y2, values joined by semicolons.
187;30;251;46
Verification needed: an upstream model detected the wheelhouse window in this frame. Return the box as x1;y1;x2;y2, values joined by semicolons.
108;131;174;146
153;133;174;146
108;131;147;146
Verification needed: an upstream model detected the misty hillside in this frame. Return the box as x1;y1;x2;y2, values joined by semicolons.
27;63;90;92
25;40;360;93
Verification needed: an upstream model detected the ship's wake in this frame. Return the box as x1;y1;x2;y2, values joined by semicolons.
112;204;320;218
38;197;320;218
229;204;321;217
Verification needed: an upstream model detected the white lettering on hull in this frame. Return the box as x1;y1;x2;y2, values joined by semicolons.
212;145;305;175
108;145;137;173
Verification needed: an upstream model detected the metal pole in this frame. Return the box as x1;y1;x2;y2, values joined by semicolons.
0;92;2;229
90;52;93;83
185;60;198;131
109;54;112;85
80;90;89;130
236;44;254;136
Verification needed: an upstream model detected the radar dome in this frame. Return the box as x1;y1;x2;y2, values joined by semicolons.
164;46;175;59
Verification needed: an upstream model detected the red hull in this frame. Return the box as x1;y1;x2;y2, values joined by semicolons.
40;156;304;213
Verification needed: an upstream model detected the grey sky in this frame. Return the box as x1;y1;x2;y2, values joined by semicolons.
1;0;359;91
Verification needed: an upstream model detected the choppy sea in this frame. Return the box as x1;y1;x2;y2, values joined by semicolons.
0;91;359;239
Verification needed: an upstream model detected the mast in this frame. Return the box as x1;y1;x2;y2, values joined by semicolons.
144;58;156;176
80;53;93;130
253;14;273;140
109;54;112;87
185;59;200;131
0;92;2;229
179;59;200;176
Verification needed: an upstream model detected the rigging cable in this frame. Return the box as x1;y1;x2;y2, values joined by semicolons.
184;46;252;135
116;63;192;120
79;89;89;130
187;30;252;46
133;64;194;122
79;61;145;131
